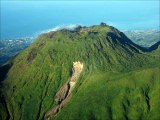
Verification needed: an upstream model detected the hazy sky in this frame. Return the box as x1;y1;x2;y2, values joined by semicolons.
0;0;159;39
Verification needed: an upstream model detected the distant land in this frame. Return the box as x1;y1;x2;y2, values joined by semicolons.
123;30;160;47
0;38;34;65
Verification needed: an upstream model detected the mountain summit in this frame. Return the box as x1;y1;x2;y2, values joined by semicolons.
0;24;160;120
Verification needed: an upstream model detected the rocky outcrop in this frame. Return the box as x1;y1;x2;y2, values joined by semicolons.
44;61;83;120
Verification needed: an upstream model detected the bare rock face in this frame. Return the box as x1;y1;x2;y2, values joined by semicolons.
44;61;83;120
100;22;107;26
71;61;84;81
54;81;69;104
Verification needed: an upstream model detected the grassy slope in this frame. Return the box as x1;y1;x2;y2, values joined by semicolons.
55;68;160;120
0;25;160;120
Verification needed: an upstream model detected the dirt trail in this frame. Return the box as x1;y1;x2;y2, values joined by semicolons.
44;61;83;120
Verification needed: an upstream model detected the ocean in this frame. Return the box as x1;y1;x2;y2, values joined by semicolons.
0;1;159;40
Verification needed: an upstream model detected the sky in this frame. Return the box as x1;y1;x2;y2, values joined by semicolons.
0;0;159;39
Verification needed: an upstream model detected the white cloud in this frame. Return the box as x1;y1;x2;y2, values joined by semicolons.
34;24;81;37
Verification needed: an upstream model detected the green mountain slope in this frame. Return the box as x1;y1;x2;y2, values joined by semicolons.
0;24;160;120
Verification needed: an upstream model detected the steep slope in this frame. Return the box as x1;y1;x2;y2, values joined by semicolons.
0;24;160;120
44;61;83;120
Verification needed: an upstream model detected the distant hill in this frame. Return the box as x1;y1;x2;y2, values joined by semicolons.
123;30;160;47
0;24;160;120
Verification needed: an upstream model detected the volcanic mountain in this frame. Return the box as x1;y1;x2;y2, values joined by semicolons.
0;23;160;120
